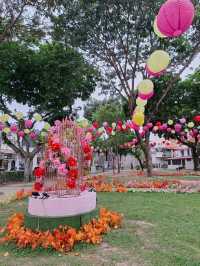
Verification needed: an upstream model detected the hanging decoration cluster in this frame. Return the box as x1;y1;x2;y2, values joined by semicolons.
132;0;195;129
0;112;50;141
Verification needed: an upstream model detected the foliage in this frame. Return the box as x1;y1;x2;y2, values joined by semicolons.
91;101;126;126
0;171;27;184
0;42;99;121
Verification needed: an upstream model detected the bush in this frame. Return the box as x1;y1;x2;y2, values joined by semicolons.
0;171;33;184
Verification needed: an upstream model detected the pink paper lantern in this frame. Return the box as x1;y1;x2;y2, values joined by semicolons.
138;91;154;100
10;124;18;133
25;119;33;128
30;132;37;140
18;131;25;138
157;0;195;37
146;65;165;77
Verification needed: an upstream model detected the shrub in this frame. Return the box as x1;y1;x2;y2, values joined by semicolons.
0;171;33;184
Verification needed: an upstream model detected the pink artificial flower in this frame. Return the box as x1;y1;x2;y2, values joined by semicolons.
30;132;37;140
58;164;68;175
61;147;71;157
54;120;61;126
179;118;186;124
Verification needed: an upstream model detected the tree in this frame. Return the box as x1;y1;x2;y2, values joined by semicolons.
151;117;200;171
49;0;200;176
0;0;55;43
0;42;98;121
91;100;126;125
0;112;49;181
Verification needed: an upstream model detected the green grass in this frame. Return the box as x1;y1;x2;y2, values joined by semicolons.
1;193;200;265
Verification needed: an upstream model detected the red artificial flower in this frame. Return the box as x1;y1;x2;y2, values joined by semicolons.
34;182;43;192
106;127;112;134
67;156;77;167
80;183;86;192
85;153;92;161
34;167;45;177
67;178;76;189
117;120;123;127
68;169;78;179
83;143;91;154
51;143;61;152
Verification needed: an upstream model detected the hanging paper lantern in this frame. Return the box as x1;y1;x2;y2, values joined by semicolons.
103;121;108;127
3;127;10;134
0;123;4;131
41;131;47;137
112;122;116;129
135;106;145;113
137;79;154;95
44;122;51;131
193;115;200;123
29;132;37;140
161;123;168;131
174;123;182;133
98;127;104;133
136;97;147;107
157;0;195;38
153;17;166;38
179;118;186;124
15;112;24;120
0;114;10;123
25;120;33;129
24;129;30;134
146;122;153;129
111;131;116;136
33;113;42;122
10;124;18;133
18;131;25;138
188;122;194;128
138;91;154;100
146;50;170;76
132;112;145;126
168;119;174;125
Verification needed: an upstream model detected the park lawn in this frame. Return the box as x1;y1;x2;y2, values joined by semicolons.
0;192;200;266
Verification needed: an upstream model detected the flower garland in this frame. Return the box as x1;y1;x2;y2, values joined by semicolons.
0;208;122;253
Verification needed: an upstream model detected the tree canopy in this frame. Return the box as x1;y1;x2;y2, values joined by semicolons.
0;42;99;121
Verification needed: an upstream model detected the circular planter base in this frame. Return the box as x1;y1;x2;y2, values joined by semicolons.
28;191;96;218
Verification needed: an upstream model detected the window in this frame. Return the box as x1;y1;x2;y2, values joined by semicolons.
172;159;181;165
181;150;184;156
168;160;171;165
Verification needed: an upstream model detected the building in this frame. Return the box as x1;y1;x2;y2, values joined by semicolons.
0;141;40;172
151;138;194;170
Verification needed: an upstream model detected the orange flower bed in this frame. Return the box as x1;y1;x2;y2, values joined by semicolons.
0;208;122;253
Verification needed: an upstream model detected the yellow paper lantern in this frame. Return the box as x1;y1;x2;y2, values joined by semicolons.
3;127;10;134
24;129;30;134
132;112;145;126
135;106;145;113
15;112;24;120
137;79;154;95
147;50;170;73
153;17;166;38
168;119;174;125
112;122;116;129
81;119;89;128
0;114;10;122
33;113;42;122
44;122;51;130
188;122;194;128
41;131;47;137
136;97;147;107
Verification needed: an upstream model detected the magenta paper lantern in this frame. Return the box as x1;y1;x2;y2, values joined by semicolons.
30;132;37;140
25;119;33;129
138;91;154;100
174;123;182;132
157;0;195;37
10;124;18;133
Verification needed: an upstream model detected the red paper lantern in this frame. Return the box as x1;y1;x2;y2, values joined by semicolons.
157;0;195;37
194;115;200;123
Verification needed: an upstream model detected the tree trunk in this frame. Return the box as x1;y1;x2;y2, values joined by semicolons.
136;156;144;171
144;133;153;177
24;157;33;182
191;147;200;171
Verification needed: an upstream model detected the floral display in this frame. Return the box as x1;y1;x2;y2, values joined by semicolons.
0;208;122;253
33;118;93;195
